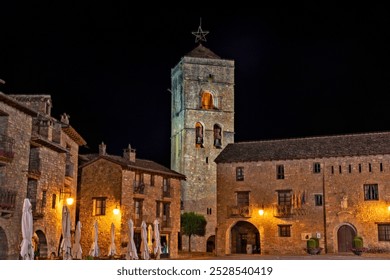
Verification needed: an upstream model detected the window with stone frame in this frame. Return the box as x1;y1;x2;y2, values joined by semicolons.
378;223;390;241
364;184;379;201
313;162;321;173
236;167;244;181
276;164;284;179
134;199;143;220
314;194;323;206
92;197;106;216
278;225;291;237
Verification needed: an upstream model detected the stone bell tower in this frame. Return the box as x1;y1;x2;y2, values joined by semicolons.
170;23;235;252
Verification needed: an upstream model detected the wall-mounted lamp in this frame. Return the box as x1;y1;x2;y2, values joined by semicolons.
258;204;264;216
60;189;74;205
113;205;120;215
388;205;390;212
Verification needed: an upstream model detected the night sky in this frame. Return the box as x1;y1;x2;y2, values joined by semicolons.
1;5;389;167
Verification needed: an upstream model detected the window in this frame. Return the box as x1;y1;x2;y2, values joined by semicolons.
150;174;155;186
201;91;213;109
331;166;334;174
236;167;244;181
52;194;56;209
348;164;352;173
93;197;106;216
156;201;161;217
380;163;383;172
358;164;362;173
278;225;291;237
378;224;390;241
276;190;292;217
364;184;379;200
369;163;372;172
163;178;170;196
195;122;204;148
313;163;321;173
236;191;249;207
134;199;143;219
314;194;323;206
339;165;342;174
213;124;222;148
276;165;284;179
207;208;212;215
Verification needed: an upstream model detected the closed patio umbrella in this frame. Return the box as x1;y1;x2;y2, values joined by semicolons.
60;205;72;260
72;221;82;259
126;219;138;260
153;219;162;259
89;220;99;257
140;221;149;260
107;222;117;257
20;198;34;260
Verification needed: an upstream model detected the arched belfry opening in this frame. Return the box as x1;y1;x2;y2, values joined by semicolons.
201;91;214;109
195;122;204;148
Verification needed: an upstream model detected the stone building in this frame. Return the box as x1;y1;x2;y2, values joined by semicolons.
214;132;390;256
0;91;86;259
78;143;185;259
170;43;235;252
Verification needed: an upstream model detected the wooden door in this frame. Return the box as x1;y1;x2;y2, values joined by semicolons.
337;225;355;252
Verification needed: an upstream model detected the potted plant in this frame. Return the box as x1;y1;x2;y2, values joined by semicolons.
306;237;322;255
351;236;367;256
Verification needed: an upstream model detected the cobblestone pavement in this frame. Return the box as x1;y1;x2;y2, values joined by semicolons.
174;252;390;260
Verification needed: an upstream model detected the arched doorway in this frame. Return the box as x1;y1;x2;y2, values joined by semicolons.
231;221;260;254
337;224;356;252
0;227;8;259
35;230;48;259
206;235;215;253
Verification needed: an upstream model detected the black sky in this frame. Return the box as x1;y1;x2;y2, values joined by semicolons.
1;5;390;167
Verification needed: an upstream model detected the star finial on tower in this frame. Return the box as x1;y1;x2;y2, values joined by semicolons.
192;18;209;43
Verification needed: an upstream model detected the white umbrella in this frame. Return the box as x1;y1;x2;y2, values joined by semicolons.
89;220;99;257
20;198;34;260
107;222;117;257
153;219;162;259
126;219;138;260
72;221;82;259
140;221;149;260
60;205;72;260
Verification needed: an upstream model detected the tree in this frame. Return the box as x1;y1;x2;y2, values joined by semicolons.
180;212;207;252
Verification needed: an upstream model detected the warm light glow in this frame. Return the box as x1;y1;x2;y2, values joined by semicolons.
388;205;390;212
113;206;120;215
66;197;74;205
258;209;264;216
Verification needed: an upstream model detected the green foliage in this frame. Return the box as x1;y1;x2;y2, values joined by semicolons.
353;236;364;248
307;238;316;249
181;212;207;252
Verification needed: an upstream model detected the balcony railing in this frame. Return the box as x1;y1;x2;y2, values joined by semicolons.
273;204;293;218
0;188;17;218
161;216;171;228
65;162;74;178
0;134;15;163
228;205;251;218
31;198;44;219
28;157;41;176
133;181;145;194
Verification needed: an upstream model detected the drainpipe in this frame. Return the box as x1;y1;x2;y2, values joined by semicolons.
322;162;328;253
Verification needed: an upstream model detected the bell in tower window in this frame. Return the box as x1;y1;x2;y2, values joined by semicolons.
213;124;222;148
195;122;204;148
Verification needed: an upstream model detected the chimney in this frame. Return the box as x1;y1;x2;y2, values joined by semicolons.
60;113;70;124
123;144;136;162
99;142;106;156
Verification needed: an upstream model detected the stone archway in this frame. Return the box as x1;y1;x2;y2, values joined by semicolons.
230;221;260;254
337;224;356;253
0;227;8;259
206;235;215;253
35;230;48;259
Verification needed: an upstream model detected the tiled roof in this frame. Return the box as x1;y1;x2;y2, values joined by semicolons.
215;131;390;163
80;153;186;179
185;44;220;59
